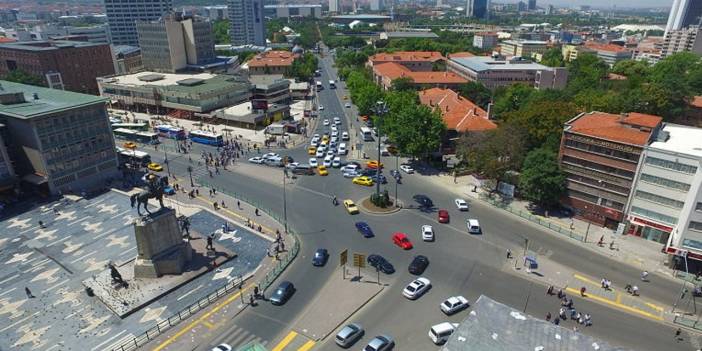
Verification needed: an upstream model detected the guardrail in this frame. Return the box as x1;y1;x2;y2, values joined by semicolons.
674;314;702;331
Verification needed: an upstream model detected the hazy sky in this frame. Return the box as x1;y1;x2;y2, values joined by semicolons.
538;0;673;8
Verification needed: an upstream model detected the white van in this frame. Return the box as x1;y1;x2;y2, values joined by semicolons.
428;322;458;345
467;219;481;234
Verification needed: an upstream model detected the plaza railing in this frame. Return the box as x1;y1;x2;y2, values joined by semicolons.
673;314;702;331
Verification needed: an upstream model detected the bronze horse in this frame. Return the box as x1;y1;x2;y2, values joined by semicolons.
130;175;169;216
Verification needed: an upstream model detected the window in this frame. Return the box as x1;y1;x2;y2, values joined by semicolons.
645;156;698;174
635;190;685;209
696;202;702;212
640;173;690;192
691;221;702;232
631;206;678;225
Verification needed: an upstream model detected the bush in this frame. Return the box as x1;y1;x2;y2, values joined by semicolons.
370;190;391;208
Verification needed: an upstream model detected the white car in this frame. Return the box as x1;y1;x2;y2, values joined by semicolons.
262;152;279;160
345;102;351;108
332;157;341;168
323;156;333;167
343;170;360;178
342;131;350;140
309;158;318;167
332;130;339;137
421;225;434;241
326;150;336;157
313;133;320;139
338;144;347;155
316;149;325;158
323;119;330;126
440;296;469;315
310;139;319;147
455;199;469;211
248;156;264;164
341;164;359;173
334;117;341;125
211;344;232;351
331;125;338;132
403;277;431;300
400;164;414;174
331;136;339;144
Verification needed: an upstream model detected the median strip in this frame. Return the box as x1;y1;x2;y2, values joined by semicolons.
565;287;663;321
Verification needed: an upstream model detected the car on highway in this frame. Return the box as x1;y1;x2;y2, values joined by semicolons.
392;232;413;250
367;254;394;274
344;200;359;214
332;157;341;168
400;164;415;174
317;165;329;176
352;176;374;186
370;174;387;184
402;277;431;300
355;221;374;237
312;249;329;266
428;322;458;345
338;143;347;155
309;158;318;167
323;156;333;167
331;130;339;138
211;344;232;351
342;170;360;178
408;255;429;275
363;335;394;351
366;160;383;169
335;323;364;347
310;139;319;147
334;117;341;125
316;149;325;158
421;225;434;241
147;162;163;172
437;209;450;223
323;119;330;126
455;198;469;211
270;281;295;305
414;195;433;208
308;146;316;155
440;295;469;315
342;131;350;140
322;135;330;143
345;102;351;108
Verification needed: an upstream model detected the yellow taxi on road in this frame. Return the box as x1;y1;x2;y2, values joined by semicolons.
322;135;330;143
317;165;329;176
308;146;316;155
366;160;383;169
147;162;163;172
352;176;373;186
123;142;137;149
344;199;359;214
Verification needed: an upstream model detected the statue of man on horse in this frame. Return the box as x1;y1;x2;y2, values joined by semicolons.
130;174;169;216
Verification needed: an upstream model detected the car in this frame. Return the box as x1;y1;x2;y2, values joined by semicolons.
338;144;347;155
428;322;459;345
342;170;360;178
345;102;351;108
316;149;325;158
414;195;433;208
269;281;295;305
262;152;279;160
390;169;401;180
363;335;394;351
341;164;359;173
335;323;364;347
440;295;470;315
438;209;450;223
310;139;319;147
211;344;232;351
309;158;318;167
308;145;318;155
285;162;299;170
403;277;431;299
326;149;336;157
392;232;413;250
319;105;324;110
352;176;374;186
317;165;329;176
123;141;137;149
331;130;339;138
359;168;376;177
332;157;341;168
366;160;383;169
313;133;320;139
292;164;314;175
147;162;163;172
422;225;434;241
342;131;350;140
344;199;359;214
343;95;348;100
163;186;176;195
322;135;330;143
467;219;481;234
312;248;329;266
367;254;394;274
354;221;374;237
334;117;341;125
455;198;469;211
323;156;332;167
323;119;330;126
370;174;387;184
400;164;415;174
408;255;429;275
331;125;338;132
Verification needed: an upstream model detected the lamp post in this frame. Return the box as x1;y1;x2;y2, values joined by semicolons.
282;166;288;234
394;155;399;207
372;101;388;201
163;145;171;177
187;166;194;187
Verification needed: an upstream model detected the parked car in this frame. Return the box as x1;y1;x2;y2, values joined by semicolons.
335;323;364;348
312;249;329;266
440;295;469;315
408;255;429;275
269;281;295;305
248;157;264;164
355;221;374;238
402;277;431;299
367;254;394;274
392;232;413;250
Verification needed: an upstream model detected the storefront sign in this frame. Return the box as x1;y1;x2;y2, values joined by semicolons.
630;216;673;233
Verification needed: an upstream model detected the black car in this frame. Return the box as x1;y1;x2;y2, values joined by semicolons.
413;194;433;208
367;254;395;274
359;168;376;177
408;255;429;275
270;281;295;305
312;248;329;266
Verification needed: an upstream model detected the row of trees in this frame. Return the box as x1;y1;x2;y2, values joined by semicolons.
286;52;318;82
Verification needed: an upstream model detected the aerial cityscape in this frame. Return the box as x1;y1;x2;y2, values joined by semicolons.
0;0;701;351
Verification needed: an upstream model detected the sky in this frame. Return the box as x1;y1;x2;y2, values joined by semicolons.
539;0;673;8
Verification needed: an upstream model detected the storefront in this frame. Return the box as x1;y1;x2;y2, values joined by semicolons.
626;215;672;244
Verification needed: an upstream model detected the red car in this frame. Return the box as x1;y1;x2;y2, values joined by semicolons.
392;232;413;250
438;209;450;223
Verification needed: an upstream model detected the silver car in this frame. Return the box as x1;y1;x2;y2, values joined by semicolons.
334;323;364;347
364;335;394;351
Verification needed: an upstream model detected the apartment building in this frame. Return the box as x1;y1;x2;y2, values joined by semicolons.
500;40;548;58
473;32;498;50
228;0;266;47
448;55;567;90
661;26;702;58
367;51;445;72
583;42;633;67
559;112;663;228
104;0;173;46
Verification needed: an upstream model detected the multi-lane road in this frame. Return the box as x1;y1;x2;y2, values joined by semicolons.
146;46;699;351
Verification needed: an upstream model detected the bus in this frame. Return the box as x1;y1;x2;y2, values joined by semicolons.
113;128;160;144
116;147;152;167
329;80;336;89
189;130;224;146
316;81;322;91
360;127;374;141
154;124;186;140
111;122;149;131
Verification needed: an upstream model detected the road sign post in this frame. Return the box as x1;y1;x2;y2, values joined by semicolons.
340;249;348;280
353;253;366;278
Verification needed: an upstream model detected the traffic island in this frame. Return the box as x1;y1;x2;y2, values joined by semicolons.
359;196;402;215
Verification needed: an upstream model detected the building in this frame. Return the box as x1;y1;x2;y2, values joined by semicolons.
246;50;298;75
473;32;498;50
379;32;439;40
528;0;536;11
661;26;702;58
214;101;289;129
518;1;528;12
0;40;115;95
558;112;663;228
104;0;173;46
370;0;383;11
263;4;322;18
203;5;228;20
228;0;266;47
0;80;119;195
112;45;143;74
546;4;554;15
137;12;216;73
97;72;252;115
583;42;633;67
248;74;291;109
666;0;702;34
329;0;341;14
372;62;467;90
466;0;488;19
11;24;113;44
367;51;445;72
500;40;548;58
448;55;568;90
0;123;16;192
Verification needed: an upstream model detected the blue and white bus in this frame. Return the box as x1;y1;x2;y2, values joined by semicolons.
189;130;224;146
114;128;160;144
154;124;186;140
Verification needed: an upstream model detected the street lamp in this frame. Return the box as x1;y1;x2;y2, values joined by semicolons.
163;145;171;177
282;166;288;234
372;101;388;201
187;166;194;187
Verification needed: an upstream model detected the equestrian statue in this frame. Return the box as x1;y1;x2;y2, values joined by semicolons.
130;175;169;216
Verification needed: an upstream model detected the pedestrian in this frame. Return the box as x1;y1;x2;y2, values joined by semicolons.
675;328;682;341
25;287;34;299
557;289;564;299
553;318;560;325
506;249;512;259
696;270;701;281
221;200;225;208
212;188;216;195
249;294;255;306
195;189;199;196
206;235;214;251
632;285;639;296
559;307;566;319
546;312;552;321
53;208;60;215
641;270;649;282
584;313;592;326
209;189;212;196
38;220;45;229
547;285;554;295
580;286;586;297
601;278;606;288
597;235;604;246
255;208;259;216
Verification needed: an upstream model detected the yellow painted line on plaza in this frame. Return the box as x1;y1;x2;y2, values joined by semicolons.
565;288;663;321
297;340;316;351
152;283;254;351
271;331;298;351
202;321;215;329
194;195;275;237
616;292;622;304
645;302;664;312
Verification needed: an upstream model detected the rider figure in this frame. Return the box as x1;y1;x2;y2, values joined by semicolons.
332;196;338;205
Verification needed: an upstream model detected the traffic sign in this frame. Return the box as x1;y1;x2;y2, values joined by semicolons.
353;253;366;268
340;249;348;266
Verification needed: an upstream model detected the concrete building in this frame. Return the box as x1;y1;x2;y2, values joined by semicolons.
466;0;489;19
528;0;536;11
367;51;445;72
8;24;113;44
473;32;498;50
666;0;702;34
0;40;115;95
0;123;16;192
228;0;266;47
661;26;702;58
203;5;228;20
248;74;291;109
263;4;322;19
372;62;467;90
137;12;215;73
112;45;143;74
104;0;173;46
583;42;632;67
379;32;439;40
329;0;341;14
246;50;299;75
0;80;119;195
559;112;663;228
448;55;568;90
500;40;548;58
370;0;383;11
214;101;289;129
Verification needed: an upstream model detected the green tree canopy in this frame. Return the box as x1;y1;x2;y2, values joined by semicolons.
456;123;526;185
382;103;446;159
518;147;566;209
566;53;609;94
3;70;44;87
390;77;415;92
457;81;492;110
540;47;565;67
213;20;229;44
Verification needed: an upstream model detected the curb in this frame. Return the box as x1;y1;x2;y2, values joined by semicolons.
357;196;403;215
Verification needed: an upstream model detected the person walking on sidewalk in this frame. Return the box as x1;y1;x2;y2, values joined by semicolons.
641;270;649;282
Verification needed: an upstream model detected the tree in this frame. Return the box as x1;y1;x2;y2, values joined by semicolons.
503;99;578;151
457;81;492;110
566;53;608;94
383;103;445;159
213;20;230;44
390;77;415;91
491;84;535;118
3;70;44;87
287;52;318;81
519;147;566;209
540;47;565;67
456;123;526;186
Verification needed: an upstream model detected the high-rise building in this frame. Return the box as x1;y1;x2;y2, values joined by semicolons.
370;0;383;11
528;0;536;11
518;1;527;12
228;0;265;47
329;0;340;13
466;0;488;19
546;4;554;15
666;0;702;34
137;12;215;73
104;0;173;46
661;26;702;58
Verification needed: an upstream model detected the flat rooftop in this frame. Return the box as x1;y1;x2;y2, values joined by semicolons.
451;56;553;72
0;40;105;51
264;4;322;8
649;123;702;158
0;80;106;119
101;72;217;87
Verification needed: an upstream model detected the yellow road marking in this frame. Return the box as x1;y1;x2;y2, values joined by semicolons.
195;195;275;237
573;273;617;293
298;340;316;351
565;288;663;321
616;292;621;304
202;321;215;329
152;283;254;351
645;302;664;312
271;331;298;351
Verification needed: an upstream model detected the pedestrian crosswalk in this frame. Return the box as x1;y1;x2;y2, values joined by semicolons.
213;324;269;350
269;330;316;351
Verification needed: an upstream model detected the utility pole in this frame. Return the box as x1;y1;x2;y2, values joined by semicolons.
187;166;194;187
282;168;288;234
394;155;399;207
163;143;171;177
372;101;388;201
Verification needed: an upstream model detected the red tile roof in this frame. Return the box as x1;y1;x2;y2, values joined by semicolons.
419;88;497;133
584;41;629;53
567;112;662;146
369;51;445;64
448;52;476;59
0;37;15;43
247;50;298;68
374;62;467;85
690;96;702;108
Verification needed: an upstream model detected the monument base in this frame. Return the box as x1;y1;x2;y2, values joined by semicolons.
133;207;193;278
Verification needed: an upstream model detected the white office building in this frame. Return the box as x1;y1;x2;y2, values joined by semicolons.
228;0;266;47
666;0;702;34
104;0;173;46
329;0;341;13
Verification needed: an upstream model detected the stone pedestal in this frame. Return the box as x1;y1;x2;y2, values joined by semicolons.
133;207;192;278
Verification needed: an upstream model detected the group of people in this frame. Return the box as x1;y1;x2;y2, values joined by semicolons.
546;286;593;329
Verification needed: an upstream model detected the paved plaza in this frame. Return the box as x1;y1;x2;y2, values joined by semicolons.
0;190;270;351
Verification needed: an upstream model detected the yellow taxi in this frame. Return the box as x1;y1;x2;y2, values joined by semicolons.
317;165;329;176
344;199;359;214
352;176;373;186
322;135;330;143
308;146;317;155
366;160;383;169
320;139;329;146
123;142;137;149
147;162;163;172
343;95;348;100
